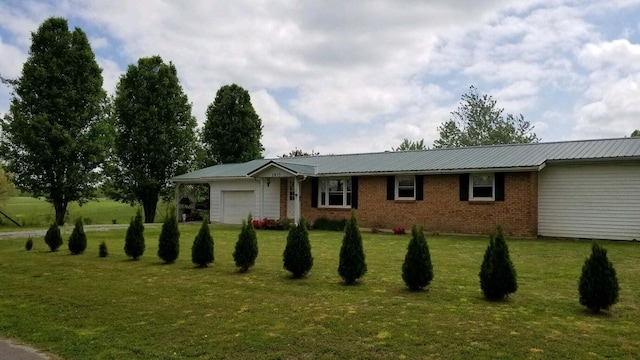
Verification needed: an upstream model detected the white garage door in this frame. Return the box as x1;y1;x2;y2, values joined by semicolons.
222;191;255;224
538;163;640;240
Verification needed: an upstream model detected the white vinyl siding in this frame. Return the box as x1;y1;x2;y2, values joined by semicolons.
538;162;640;241
209;179;280;223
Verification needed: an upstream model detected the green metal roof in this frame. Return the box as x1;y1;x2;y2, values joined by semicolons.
172;137;640;182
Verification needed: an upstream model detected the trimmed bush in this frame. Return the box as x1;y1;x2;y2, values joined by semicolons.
402;225;434;291
68;217;87;255
191;218;214;267
44;223;63;252
99;241;108;258
233;215;259;272
313;216;347;231
158;210;180;264
479;226;517;301
283;218;313;278
579;243;619;313
25;237;33;251
124;209;145;260
338;211;367;285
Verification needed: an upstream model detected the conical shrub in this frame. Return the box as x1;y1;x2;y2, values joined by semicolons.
68;217;87;255
283;218;313;278
338;211;367;285
579;243;619;313
158;210;180;264
44;223;63;252
191;218;214;267
402;224;434;291
124;208;145;260
479;225;517;301
99;240;108;258
25;237;33;251
233;215;258;272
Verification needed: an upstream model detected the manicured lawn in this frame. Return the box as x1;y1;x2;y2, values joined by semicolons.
0;226;639;359
1;197;171;228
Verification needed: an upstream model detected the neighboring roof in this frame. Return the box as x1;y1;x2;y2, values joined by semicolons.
172;137;640;182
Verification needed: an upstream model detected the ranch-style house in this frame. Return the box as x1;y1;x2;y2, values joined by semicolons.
172;137;640;241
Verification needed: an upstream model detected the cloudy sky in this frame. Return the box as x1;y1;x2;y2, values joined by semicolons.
1;0;640;157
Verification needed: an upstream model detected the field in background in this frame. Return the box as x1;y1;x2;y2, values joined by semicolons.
0;227;639;359
0;197;174;228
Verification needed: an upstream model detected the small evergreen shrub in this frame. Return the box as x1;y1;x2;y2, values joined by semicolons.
158;210;180;264
124;209;145;260
68;217;87;255
338;211;367;285
44;223;63;252
402;225;434;291
99;241;108;257
313;216;347;231
579;243;619;313
233;215;259;272
283;218;313;278
479;226;517;301
25;237;33;251
191;218;214;267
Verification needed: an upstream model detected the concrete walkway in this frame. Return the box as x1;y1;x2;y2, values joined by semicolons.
0;339;52;360
0;223;161;240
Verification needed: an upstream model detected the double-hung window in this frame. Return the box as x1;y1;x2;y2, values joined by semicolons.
469;173;494;200
319;178;352;207
396;176;415;200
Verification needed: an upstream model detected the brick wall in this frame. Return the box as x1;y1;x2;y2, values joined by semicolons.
289;172;538;237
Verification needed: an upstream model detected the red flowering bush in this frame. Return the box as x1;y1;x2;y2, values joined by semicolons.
392;226;406;235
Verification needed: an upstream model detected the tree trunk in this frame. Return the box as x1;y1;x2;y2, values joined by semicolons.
53;200;68;226
141;192;159;223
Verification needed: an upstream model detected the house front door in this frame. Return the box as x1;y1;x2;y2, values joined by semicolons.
287;178;296;219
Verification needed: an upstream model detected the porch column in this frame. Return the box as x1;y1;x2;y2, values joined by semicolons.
174;184;181;222
294;177;301;225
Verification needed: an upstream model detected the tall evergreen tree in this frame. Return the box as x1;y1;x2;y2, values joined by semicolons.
107;55;197;222
44;223;63;252
283;218;313;278
338;212;367;285
158;209;180;264
191;218;214;267
68;217;87;255
124;209;145;260
402;225;434;291
233;215;259;273
0;17;111;225
201;84;263;166
479;226;517;301
579;243;619;313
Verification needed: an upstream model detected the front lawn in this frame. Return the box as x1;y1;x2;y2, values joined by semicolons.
0;226;638;359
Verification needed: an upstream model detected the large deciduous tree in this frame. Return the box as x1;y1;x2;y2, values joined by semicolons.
201;84;263;166
0;17;111;225
107;56;196;223
433;86;539;148
0;165;17;208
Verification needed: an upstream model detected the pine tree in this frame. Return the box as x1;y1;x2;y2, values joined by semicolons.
338;211;367;285
99;241;108;258
283;218;313;278
68;217;87;255
579;243;619;313
124;209;145;260
402;225;434;291
479;226;517;301
158;210;180;264
25;237;33;251
44;223;63;252
191;218;214;267
233;215;259;272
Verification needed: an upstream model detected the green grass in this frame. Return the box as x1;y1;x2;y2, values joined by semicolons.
0;197;172;228
1;227;639;359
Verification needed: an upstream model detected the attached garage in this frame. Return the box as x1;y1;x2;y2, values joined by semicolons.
221;191;255;224
538;162;640;241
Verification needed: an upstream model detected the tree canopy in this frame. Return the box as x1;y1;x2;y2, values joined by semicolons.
202;84;263;166
392;138;427;151
0;165;17;209
281;148;320;157
433;86;539;148
0;17;111;225
106;56;197;223
631;129;640;137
